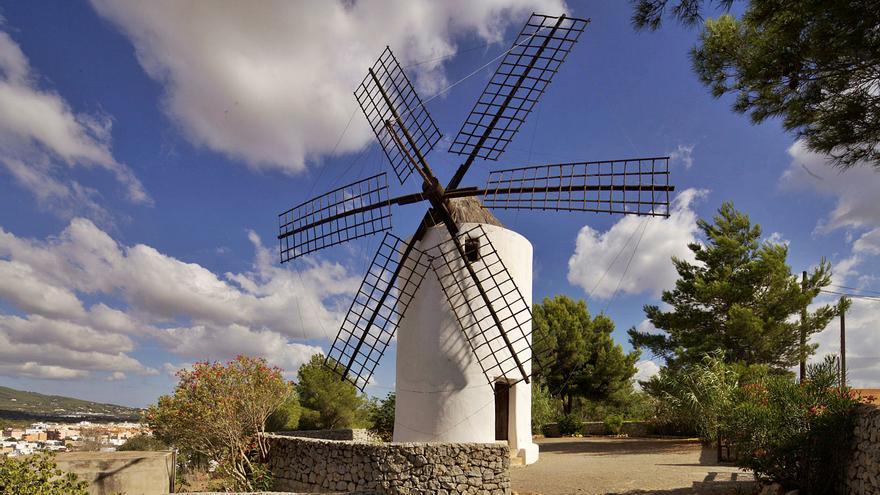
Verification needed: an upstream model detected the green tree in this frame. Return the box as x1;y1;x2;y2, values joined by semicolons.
367;393;396;441
533;295;640;414
296;354;367;429
118;433;168;451
265;391;301;432
633;0;880;169
0;451;89;495
145;356;291;490
629;203;839;369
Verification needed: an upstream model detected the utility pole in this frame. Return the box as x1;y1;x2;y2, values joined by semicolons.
799;270;807;382
840;298;846;389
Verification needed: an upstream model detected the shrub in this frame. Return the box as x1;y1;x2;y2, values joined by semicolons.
642;352;748;442
726;356;862;493
368;393;395;441
531;384;556;434
0;451;89;494
557;413;583;436
604;414;625;435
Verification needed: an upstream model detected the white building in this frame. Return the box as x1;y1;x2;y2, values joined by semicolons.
394;206;540;465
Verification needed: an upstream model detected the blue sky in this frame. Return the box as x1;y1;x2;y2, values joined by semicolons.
0;0;877;407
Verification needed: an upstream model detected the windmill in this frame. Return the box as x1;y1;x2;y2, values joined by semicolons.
277;13;674;461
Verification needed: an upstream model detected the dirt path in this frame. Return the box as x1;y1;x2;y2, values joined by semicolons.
511;437;756;495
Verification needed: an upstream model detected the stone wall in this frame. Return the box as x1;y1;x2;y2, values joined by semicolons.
847;404;880;495
542;420;651;438
275;428;381;443
54;451;174;495
263;434;510;495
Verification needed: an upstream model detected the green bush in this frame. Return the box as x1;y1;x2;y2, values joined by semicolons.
642;352;751;442
0;451;89;494
604;414;625;435
726;356;861;493
531;384;556;434
368;393;395;441
557;413;583;436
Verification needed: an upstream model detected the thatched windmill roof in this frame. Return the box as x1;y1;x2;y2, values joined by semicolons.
425;197;502;227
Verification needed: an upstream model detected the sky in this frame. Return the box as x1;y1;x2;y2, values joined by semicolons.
0;0;877;407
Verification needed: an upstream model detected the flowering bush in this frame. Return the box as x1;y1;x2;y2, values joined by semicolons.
0;451;88;495
145;355;292;490
725;356;864;493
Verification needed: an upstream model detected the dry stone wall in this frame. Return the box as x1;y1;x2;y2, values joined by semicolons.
847;404;880;495
542;420;651;437
263;433;510;495
275;429;381;443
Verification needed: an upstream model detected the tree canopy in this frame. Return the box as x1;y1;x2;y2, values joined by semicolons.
296;354;367;429
633;0;880;170
533;295;639;414
629;202;839;369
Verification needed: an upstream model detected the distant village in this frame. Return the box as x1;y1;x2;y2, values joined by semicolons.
1;421;147;457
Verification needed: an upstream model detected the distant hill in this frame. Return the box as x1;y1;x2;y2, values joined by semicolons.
0;385;142;423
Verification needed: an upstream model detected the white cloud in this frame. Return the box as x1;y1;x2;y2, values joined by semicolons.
781;140;880;234
669;144;694;169
635;318;664;336
0;30;149;221
0;218;358;380
90;0;566;173
765;231;789;246
567;188;707;300
810;298;880;389
781;139;880;287
106;371;127;382
633;360;661;389
780;140;880;385
157;323;323;377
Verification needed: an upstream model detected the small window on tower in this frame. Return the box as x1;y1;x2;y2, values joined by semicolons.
465;237;481;262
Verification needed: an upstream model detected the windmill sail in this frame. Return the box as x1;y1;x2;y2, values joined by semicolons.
481;157;673;216
429;225;550;386
355;47;442;185
448;14;589;163
278;173;392;262
326;233;430;391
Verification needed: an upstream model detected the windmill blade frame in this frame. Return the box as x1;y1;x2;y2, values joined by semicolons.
428;224;551;386
447;13;589;188
355;47;442;185
278;173;393;262
326;232;431;391
481;157;674;216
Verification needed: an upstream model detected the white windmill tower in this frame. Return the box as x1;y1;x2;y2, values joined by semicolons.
276;13;674;465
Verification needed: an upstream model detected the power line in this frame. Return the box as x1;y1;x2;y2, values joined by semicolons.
603;219;651;313
402;37;514;69
820;289;880;302
587;220;644;300
827;283;880;296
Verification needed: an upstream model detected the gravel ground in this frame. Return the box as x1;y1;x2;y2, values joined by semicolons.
511;437;756;495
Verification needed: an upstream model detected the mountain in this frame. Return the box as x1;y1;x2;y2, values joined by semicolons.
0;386;141;422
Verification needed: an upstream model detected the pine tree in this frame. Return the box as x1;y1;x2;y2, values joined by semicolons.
628;202;839;369
533;295;639;414
632;0;880;169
